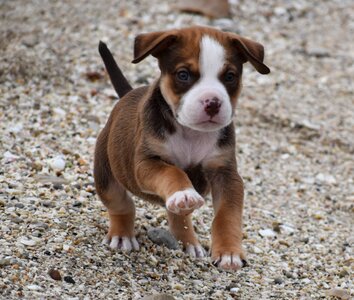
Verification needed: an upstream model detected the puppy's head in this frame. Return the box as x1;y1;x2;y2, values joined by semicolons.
132;26;270;132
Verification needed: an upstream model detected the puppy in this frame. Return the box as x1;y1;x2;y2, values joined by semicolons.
94;26;270;270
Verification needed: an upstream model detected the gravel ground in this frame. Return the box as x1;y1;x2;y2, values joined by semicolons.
1;0;353;299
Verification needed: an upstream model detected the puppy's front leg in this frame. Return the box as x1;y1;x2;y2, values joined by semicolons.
208;163;245;270
135;159;205;215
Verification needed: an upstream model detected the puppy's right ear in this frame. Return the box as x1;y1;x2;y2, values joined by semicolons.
132;30;178;64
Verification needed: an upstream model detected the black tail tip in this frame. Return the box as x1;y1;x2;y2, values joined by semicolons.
98;40;107;53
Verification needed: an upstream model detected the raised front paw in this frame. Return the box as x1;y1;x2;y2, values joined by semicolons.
212;250;246;271
166;188;205;215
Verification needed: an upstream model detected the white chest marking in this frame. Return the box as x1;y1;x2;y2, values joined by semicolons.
165;126;219;169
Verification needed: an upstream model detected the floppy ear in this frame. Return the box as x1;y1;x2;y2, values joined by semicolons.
132;30;178;64
229;34;270;74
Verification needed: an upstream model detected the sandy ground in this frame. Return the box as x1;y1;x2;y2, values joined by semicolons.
0;0;353;299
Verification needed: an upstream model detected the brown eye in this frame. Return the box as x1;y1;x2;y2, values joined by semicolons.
176;69;190;82
225;70;236;83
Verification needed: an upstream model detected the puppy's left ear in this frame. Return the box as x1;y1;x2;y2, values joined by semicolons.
229;34;270;74
132;30;178;64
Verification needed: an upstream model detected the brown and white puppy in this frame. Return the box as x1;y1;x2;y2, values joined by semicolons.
94;26;270;270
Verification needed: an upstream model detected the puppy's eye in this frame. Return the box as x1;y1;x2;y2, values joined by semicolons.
176;69;190;82
225;71;236;83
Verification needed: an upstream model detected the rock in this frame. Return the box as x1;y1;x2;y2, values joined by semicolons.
141;294;176;300
64;276;75;284
212;18;235;31
274;6;287;16
48;269;62;281
315;173;336;185
274;277;284;284
338;269;349;278
3;151;19;162
22;35;38;47
306;46;330;58
33;222;49;230
73;201;82;207
35;174;68;185
27;284;42;291
41;201;54;208
300;237;309;243
8;123;23;133
252;246;263;254
175;0;230;18
53;107;66;117
279;224;295;235
284;271;296;279
49;156;66;171
62;244;71;251
53;183;63;190
15;203;25;209
230;287;240;293
0;258;12;267
19;236;38;246
259;229;277;238
325;288;350;300
147;228;179;250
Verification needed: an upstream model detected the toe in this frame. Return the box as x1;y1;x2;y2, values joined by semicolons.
131;237;140;250
106;235;140;252
186;244;206;258
109;236;120;249
213;254;243;270
121;237;132;251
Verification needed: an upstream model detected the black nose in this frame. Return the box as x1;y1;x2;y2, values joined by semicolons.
204;97;221;118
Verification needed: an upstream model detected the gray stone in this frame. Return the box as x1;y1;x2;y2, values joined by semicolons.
274;277;284;284
141;294;176;300
147;228;179;250
35;174;68;185
15;203;24;209
0;258;11;267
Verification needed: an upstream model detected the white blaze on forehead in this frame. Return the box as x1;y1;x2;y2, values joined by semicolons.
175;34;232;132
199;35;226;79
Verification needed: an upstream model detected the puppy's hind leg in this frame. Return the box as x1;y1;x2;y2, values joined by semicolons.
99;180;139;251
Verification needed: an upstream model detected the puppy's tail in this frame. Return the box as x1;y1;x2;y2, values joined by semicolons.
98;41;133;98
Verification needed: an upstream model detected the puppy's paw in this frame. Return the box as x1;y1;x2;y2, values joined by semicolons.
102;235;140;251
212;252;246;271
166;188;204;215
185;244;206;258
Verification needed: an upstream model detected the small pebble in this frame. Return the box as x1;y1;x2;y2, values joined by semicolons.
230;287;240;293
15;203;25;209
259;229;277;238
73;201;82;207
64;276;75;284
49;156;66;171
338;269;349;278
27;284;42;291
141;294;176;300
0;258;12;267
325;288;350;300
274;277;284;284
53;183;63;190
19;237;38;247
48;269;62;281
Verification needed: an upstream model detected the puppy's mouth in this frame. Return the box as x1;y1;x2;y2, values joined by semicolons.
197;120;219;125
